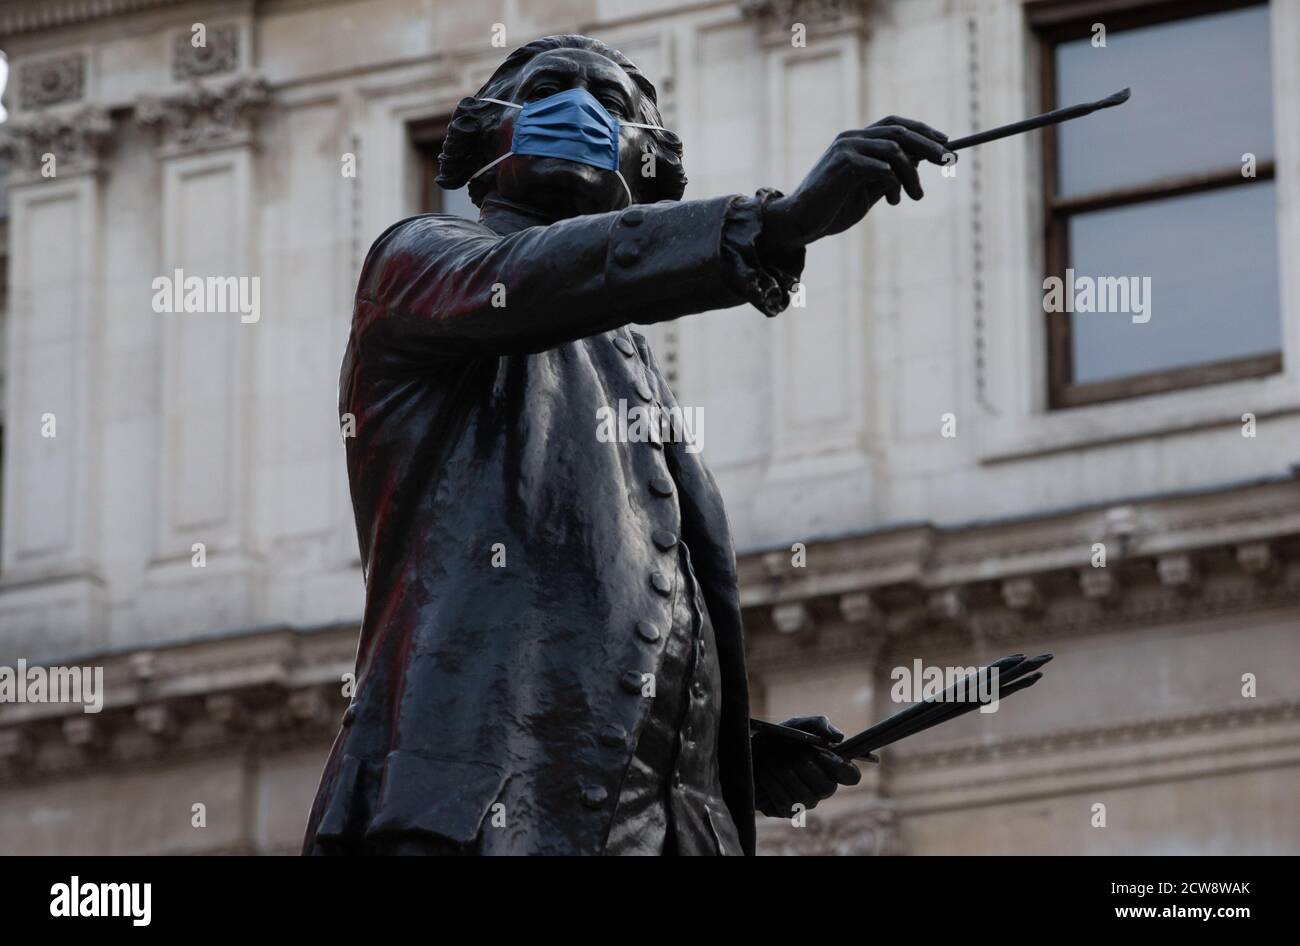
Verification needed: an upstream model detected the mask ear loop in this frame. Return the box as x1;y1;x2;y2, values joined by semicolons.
469;151;513;182
613;170;634;209
612;121;664;208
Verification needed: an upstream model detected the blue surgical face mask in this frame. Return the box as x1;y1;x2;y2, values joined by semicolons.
468;87;666;207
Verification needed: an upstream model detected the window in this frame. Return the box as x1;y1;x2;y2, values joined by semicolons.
1032;0;1280;408
409;116;479;218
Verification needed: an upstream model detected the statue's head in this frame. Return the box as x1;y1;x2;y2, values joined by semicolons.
437;34;686;217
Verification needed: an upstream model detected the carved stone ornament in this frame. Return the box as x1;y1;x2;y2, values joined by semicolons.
739;0;871;27
136;76;269;154
0;106;113;181
18;54;85;109
172;24;240;80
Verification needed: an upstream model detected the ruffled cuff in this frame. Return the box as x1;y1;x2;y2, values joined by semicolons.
720;187;806;317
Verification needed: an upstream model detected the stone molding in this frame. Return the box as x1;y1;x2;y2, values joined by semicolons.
1;480;1297;787
739;0;872;26
0;105;113;183
759;801;901;855
738;0;873;41
0;0;185;37
136;76;269;155
893;697;1300;773
0;624;354;785
740;477;1300;661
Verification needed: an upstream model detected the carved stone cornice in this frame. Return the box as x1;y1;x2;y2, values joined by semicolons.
136;76;269;156
882;559;1300;656
0;622;357;785
759;801;901;855
1;482;1296;797
17;54;85;109
741;478;1300;663
739;0;873;40
891;698;1300;774
0;105;113;183
0;0;185;37
740;0;871;24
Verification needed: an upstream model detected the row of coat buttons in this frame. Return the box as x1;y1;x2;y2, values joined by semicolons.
612;335;662;432
587;327;675;811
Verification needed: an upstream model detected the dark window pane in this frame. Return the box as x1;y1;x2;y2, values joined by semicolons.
1067;181;1280;383
1056;5;1273;197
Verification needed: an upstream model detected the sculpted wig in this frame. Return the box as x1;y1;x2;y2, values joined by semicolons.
436;34;687;207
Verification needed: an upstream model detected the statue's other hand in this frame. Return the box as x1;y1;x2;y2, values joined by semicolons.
752;715;862;818
759;116;950;253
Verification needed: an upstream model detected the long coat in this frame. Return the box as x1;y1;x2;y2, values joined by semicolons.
302;193;801;855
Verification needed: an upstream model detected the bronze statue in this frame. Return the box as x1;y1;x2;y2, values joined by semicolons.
303;33;1047;856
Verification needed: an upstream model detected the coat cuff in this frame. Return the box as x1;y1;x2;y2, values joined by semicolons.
721;188;806;317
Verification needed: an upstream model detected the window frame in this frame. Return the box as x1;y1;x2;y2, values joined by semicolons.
1030;0;1281;409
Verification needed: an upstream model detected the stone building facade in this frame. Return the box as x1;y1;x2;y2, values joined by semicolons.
0;0;1297;854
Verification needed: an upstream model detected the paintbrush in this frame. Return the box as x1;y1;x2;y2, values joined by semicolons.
830;654;1028;760
945;88;1131;152
832;654;1054;761
851;666;1049;757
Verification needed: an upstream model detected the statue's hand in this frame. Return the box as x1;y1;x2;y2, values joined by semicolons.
759;117;950;252
751;715;862;818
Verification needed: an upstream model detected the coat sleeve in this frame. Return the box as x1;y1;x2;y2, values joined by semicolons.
353;195;804;362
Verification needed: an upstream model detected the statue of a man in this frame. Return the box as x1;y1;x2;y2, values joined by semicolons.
303;33;948;855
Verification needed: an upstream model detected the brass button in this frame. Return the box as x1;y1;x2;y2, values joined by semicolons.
613;336;636;357
650;572;672;596
635;381;653;402
581;785;608;809
649;476;674;497
621;670;645;693
635;621;661;642
599;724;627;747
652;530;677;551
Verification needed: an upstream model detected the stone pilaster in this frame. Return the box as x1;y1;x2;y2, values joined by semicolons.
0;106;115;659
132;78;269;637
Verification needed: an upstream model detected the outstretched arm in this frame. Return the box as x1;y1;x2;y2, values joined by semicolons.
353;194;802;362
353;112;946;364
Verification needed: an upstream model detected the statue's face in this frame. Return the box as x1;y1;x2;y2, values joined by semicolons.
493;48;652;217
